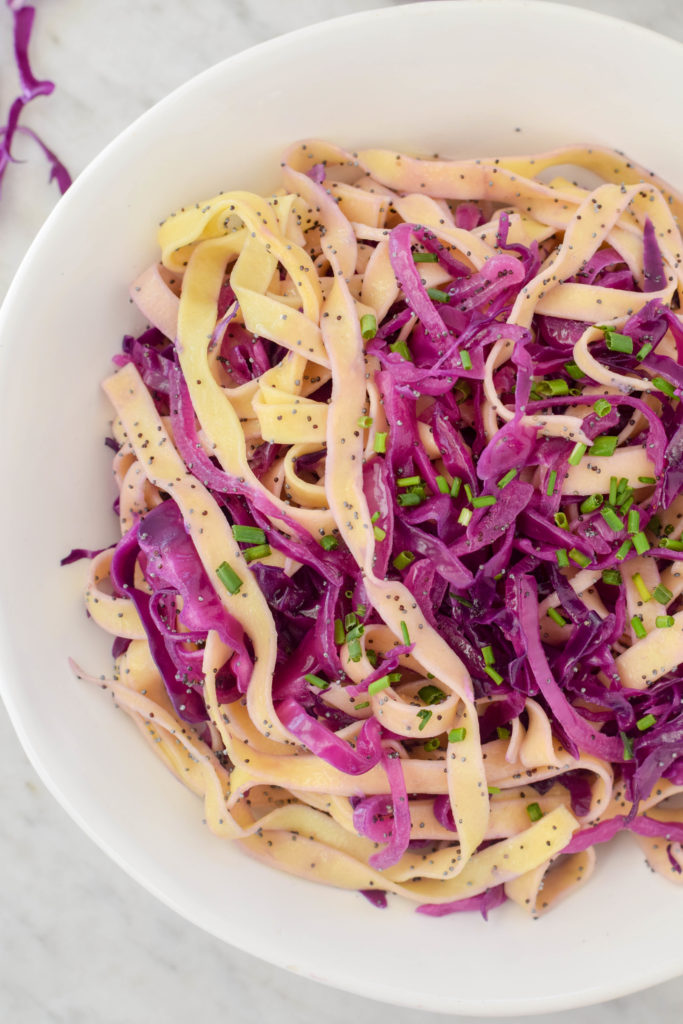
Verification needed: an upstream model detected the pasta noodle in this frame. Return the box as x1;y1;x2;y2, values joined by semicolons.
69;139;683;918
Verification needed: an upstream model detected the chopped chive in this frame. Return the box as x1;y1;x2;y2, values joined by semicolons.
354;701;370;710
458;507;473;527
554;511;569;529
400;621;411;646
656;615;675;628
627;509;640;535
488;786;501;795
347;638;363;662
652;375;676;398
397;475;421;487
397;492;422;507
373;525;386;542
601;507;624;533
345;612;358;630
547;607;568;627
358;414;373;428
579;494;603;515
243;543;271;563
569;548;591;567
482;645;495;667
373;431;388;454
345;625;365;644
653;584;673;605
616;538;633;560
304;673;330;690
594;398;612;417
413;251;438;262
564;361;584;380
459;349;473;371
450;476;462;498
449;727;466;743
435;475;450;494
427;287;449;303
648;515;662;537
216;561;243;594
231;524;267;544
464;483;474;503
619;495;635;516
609;476;618;506
633;572;651;602
417;708;433;730
556;548;570;567
526;802;543;822
485;665;504;686
389;339;413;362
360;313;377;340
355;605;367;617
497;469;517;489
621;731;634;761
368;676;392;695
535;378;570;397
366;649;378;667
662;538;683;551
320;534;339;551
632;531;650;555
392;550;416;570
604;330;633;354
472;495;497;508
637;714;657;731
616;477;629;501
568;442;587;465
638;476;656;485
546;470;558;496
602;569;622;586
631;615;647;639
424;738;441;752
371;511;380;523
496;726;510;740
418;684;446;705
636;342;653;361
334;618;345;645
590;435;618;457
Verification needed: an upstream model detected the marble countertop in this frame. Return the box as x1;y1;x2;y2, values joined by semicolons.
2;1;683;1021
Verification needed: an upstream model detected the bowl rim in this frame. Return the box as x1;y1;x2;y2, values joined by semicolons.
1;1;683;1016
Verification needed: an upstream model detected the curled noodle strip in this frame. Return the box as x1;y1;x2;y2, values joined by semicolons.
72;137;683;918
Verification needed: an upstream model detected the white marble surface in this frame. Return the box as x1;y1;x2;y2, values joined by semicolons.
2;1;683;1020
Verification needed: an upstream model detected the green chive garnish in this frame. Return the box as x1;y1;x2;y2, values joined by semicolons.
485;666;504;686
373;525;386;542
418;684;446;705
345;612;358;630
304;673;329;690
424;738;441;752
472;495;497;508
435;475;450;494
627;509;640;535
636;342;653;361
398;492;422;507
358;414;373;428
449;727;466;743
460;350;473;371
458;508;473;526
334;618;345;644
609;476;619;506
547;607;567;627
354;701;370;710
464;483;474;503
569;548;591;567
653;584;673;605
662;538;683;551
590;436;618;457
498;469;517;489
527;802;543;822
601;507;623;533
621;731;634;760
482;645;495;666
413;251;438;262
392;550;416;570
231;524;266;544
556;549;570;567
389;339;412;361
320;534;339;551
633;573;651;602
568;442;587;465
374;431;388;453
648;515;662;537
604;330;633;354
580;494;603;515
631;615;647;639
496;726;510;740
417;708;432;730
632;532;650;555
450;476;462;498
554;511;569;529
564;361;584;380
216;561;243;594
594;398;612;417
602;569;622;586
360;313;377;340
243;543;271;563
347;638;363;662
637;714;657;731
656;615;675;628
427;287;449;303
536;378;570;397
652;376;675;397
397;475;421;487
488;786;501;795
547;470;558;496
616;538;633;560
400;621;410;645
366;650;378;668
638;476;656;485
368;676;392;695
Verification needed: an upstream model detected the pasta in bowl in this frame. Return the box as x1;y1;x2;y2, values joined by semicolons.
73;137;683;920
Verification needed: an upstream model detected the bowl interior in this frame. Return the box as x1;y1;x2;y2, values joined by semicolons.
0;1;682;1015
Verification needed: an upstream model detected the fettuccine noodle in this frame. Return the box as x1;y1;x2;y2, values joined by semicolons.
69;139;683;918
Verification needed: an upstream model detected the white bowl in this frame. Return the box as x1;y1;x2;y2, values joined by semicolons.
0;1;682;1015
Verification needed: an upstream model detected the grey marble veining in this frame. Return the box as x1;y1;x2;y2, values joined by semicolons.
2;2;683;1021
